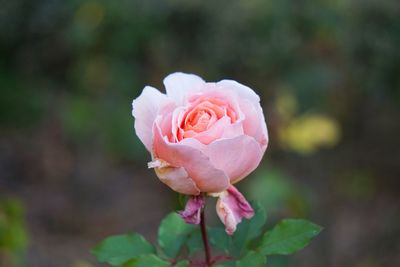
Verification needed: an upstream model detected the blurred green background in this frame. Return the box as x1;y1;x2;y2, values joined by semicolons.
1;0;399;266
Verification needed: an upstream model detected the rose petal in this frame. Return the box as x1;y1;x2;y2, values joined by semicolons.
153;164;200;195
132;86;170;151
188;116;231;144
207;135;263;184
220;119;244;139
217;80;260;105
178;195;205;224
198;83;267;151
164;72;205;105
188;85;245;121
183;89;246;142
239;99;269;152
171;106;186;142
216;186;254;235
153;122;230;193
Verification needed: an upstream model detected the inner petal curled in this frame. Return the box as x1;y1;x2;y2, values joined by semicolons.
174;95;239;144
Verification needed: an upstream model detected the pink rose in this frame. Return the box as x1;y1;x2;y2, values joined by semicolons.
132;72;268;234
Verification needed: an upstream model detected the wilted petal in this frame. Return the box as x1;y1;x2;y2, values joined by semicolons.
216;186;254;235
178;195;205;224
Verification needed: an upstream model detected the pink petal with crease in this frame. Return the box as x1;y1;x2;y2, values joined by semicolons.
153;122;230;193
216;186;254;235
154;165;200;195
207;135;263;184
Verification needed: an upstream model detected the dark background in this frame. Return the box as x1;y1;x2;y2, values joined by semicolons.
1;0;400;266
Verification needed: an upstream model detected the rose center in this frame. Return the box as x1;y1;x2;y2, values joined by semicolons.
174;97;237;143
181;101;223;134
186;109;212;132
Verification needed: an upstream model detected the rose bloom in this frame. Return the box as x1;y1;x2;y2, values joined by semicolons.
132;73;268;234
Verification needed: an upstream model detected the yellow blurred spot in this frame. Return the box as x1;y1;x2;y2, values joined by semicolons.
275;90;298;121
75;2;104;30
279;113;341;154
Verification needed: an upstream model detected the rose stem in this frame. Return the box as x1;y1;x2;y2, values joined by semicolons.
200;208;212;267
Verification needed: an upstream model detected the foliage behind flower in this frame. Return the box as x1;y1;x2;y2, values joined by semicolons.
92;203;322;267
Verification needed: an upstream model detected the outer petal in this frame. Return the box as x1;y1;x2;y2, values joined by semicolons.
217;80;268;149
153;163;200;195
153;123;230;193
239;99;269;152
207;135;263;184
132;86;170;151
178;195;205;224
164;72;205;105
217;80;260;105
216;186;254;235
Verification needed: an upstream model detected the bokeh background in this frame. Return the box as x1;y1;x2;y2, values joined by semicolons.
1;0;400;266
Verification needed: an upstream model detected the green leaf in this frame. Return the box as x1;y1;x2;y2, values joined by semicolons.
259;219;322;255
209;227;231;253
236;251;266;267
230;202;267;256
158;212;196;258
92;233;154;266
214;259;236;267
174;260;190;267
186;229;203;255
123;254;169;267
